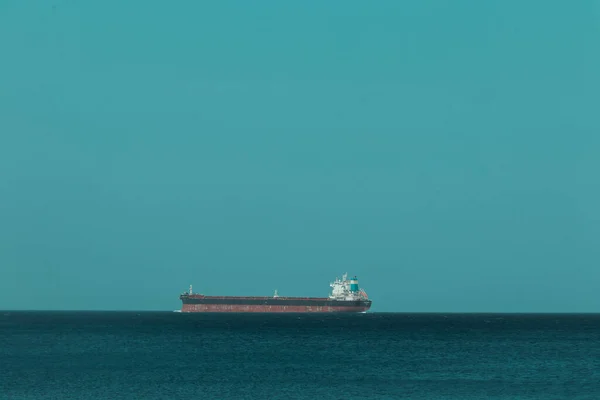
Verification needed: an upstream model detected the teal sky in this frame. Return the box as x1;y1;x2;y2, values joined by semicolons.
1;1;599;312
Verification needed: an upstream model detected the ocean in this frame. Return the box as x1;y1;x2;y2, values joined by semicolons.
1;312;599;399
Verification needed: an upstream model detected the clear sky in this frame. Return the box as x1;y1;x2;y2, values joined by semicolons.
1;1;599;312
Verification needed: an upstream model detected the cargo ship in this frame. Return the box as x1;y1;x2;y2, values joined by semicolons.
179;273;371;313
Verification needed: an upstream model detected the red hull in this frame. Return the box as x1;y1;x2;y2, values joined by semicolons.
181;304;369;313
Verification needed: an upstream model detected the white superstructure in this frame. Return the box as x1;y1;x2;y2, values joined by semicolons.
328;273;369;301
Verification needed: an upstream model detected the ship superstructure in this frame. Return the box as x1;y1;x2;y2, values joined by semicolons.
179;273;371;313
329;273;370;301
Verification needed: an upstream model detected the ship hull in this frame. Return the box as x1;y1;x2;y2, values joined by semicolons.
181;304;370;313
180;295;371;313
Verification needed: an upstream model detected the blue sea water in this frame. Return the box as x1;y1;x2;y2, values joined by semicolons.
1;312;599;399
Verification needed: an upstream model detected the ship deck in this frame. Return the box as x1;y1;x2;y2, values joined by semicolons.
183;295;332;301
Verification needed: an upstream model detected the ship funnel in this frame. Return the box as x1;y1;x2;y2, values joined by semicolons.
349;276;359;292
